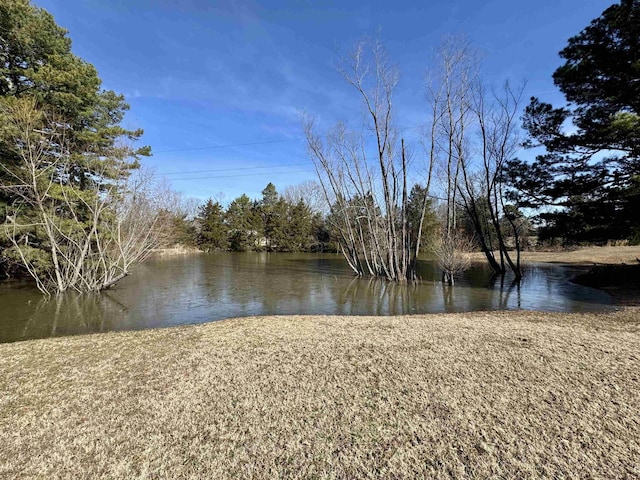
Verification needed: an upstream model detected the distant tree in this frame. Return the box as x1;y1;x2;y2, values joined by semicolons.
269;199;291;251
214;185;321;253
253;183;315;252
505;0;640;244
196;199;227;251
261;182;278;208
156;192;199;248
226;194;259;251
283;180;328;215
406;185;439;256
167;214;197;247
283;180;332;251
287;200;314;251
258;183;283;250
311;212;334;252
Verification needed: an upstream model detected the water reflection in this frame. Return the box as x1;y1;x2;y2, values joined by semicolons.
0;253;613;343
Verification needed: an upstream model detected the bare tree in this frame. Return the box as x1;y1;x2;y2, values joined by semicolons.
0;98;175;294
426;38;527;283
426;37;479;285
305;38;434;282
458;81;526;279
282;180;328;215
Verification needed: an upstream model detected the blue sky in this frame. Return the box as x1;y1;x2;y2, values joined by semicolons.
35;0;613;204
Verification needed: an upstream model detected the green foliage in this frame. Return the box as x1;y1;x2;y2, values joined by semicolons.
0;1;151;288
287;200;313;251
262;198;288;250
3;244;53;275
191;184;329;253
553;0;640;152
311;213;335;252
170;214;197;248
406;184;439;252
0;1;148;171
196;199;226;251
328;193;380;239
260;183;278;208
258;183;281;251
226;194;260;251
507;0;640;244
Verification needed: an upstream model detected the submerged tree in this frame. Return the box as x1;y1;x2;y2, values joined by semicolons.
0;99;170;294
426;37;527;282
305;38;434;282
458;81;526;279
0;1;162;294
425;37;477;285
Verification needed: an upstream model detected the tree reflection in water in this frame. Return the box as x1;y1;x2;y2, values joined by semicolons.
15;292;128;341
0;254;613;343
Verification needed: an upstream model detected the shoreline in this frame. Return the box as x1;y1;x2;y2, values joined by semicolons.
151;245;203;257
469;244;640;265
572;263;640;306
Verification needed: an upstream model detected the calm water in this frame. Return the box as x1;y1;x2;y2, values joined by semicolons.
0;252;612;343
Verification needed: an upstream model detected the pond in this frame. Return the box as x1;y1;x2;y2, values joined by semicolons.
0;252;613;343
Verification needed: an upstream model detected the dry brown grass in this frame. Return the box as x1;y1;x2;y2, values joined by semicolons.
1;310;639;479
469;245;640;266
152;245;202;257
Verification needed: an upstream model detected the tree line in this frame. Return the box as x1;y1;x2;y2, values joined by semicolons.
188;181;442;255
191;182;331;253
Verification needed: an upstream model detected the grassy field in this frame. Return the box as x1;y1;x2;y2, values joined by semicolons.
469;245;640;265
522;245;640;265
1;309;639;479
